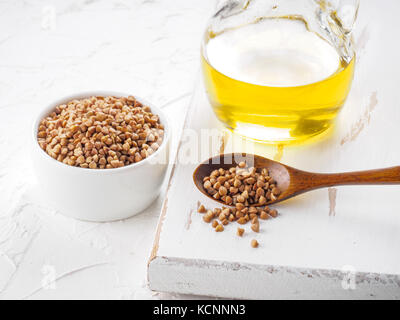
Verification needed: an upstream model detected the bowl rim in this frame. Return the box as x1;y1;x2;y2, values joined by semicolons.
32;90;170;174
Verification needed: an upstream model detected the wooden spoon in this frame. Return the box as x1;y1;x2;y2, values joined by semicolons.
193;153;400;206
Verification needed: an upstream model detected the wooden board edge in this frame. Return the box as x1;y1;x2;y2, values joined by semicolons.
147;76;200;270
148;255;400;299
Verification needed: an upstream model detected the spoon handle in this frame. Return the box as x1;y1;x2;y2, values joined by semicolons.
302;166;400;189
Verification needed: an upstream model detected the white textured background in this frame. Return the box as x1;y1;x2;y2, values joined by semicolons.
0;0;214;299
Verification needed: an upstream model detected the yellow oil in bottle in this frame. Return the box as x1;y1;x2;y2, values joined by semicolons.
201;17;355;144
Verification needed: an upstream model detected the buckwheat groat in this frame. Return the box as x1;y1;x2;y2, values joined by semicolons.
37;96;164;169
251;239;259;248
237;228;245;237
202;163;281;206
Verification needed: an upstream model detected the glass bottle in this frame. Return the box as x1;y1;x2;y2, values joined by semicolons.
201;0;360;144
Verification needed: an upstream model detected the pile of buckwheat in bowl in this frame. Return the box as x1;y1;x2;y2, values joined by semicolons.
197;161;280;248
37;95;164;169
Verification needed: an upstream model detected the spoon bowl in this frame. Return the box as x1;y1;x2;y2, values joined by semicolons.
193;153;400;207
193;153;292;206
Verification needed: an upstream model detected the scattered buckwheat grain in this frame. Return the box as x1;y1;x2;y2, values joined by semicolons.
251;239;259;248
251;221;260;233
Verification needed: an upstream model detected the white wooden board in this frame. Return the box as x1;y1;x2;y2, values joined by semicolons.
148;1;400;299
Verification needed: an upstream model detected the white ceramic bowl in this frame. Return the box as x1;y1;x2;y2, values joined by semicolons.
32;91;170;222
